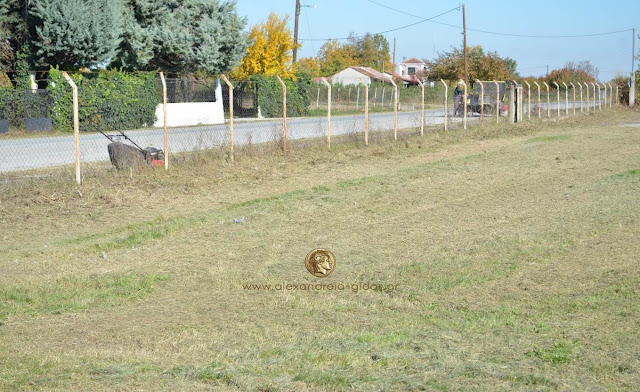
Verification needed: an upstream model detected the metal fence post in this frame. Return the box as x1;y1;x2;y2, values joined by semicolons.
493;80;499;123
359;79;369;146
478;81;484;127
158;72;168;170
391;79;398;141
62;72;81;185
276;76;287;153
321;78;331;149
460;79;467;130
441;79;448;131
220;74;234;162
417;79;425;135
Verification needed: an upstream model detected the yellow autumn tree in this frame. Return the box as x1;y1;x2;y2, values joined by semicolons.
232;12;298;79
297;57;321;77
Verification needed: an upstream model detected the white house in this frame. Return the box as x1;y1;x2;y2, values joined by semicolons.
330;66;393;86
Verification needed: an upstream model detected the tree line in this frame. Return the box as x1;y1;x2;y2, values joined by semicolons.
0;0;247;84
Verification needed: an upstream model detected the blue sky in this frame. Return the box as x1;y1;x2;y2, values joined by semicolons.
235;0;640;81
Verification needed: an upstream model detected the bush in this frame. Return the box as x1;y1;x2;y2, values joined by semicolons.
0;88;23;127
48;67;159;132
249;74;312;118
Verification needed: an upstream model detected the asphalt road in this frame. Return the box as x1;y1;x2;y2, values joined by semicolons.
0;101;598;173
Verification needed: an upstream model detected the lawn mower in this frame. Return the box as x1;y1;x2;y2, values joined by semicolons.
97;129;164;170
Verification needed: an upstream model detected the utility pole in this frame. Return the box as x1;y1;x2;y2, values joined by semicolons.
293;0;300;64
631;28;636;106
462;4;467;83
393;37;397;75
546;65;549;77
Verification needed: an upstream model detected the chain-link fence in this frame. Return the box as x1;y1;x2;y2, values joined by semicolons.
0;72;621;182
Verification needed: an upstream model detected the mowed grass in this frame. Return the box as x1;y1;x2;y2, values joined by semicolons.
0;109;639;391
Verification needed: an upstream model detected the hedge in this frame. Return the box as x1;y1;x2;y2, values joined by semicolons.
48;68;159;133
250;74;312;118
0;88;23;127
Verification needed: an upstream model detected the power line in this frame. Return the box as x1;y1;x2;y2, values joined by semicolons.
303;7;315;55
298;5;460;42
366;0;634;39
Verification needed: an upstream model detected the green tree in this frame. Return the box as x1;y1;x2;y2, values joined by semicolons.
317;34;392;76
547;61;598;85
296;57;321;77
29;0;123;69
427;46;518;81
0;0;29;74
348;33;392;71
318;40;357;76
112;0;247;75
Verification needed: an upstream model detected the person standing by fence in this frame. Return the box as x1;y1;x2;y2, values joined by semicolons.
454;81;464;117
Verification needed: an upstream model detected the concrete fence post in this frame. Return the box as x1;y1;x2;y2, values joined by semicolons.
159;72;168;170
417;79;425;135
508;84;515;123
493;80;499;123
552;82;560;117
585;82;590;112
460;79;467;130
562;82;569;116
62;72;81;185
590;82;596;111
569;82;576;115
478;81;484;127
534;81;541;118
441;79;448;131
391;79;398;141
359;79;369;146
524;81;531;120
598;83;603;111
578;82;583;113
616;86;619;105
543;82;550;117
276;76;287;153
220;74;234;162
321;78;331;149
608;84;613;107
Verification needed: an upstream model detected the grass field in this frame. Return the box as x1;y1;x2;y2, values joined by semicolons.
1;108;639;391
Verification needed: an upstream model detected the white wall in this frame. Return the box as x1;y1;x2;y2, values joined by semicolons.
332;68;371;86
153;79;225;127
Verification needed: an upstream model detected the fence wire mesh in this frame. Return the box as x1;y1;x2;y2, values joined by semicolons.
0;72;622;182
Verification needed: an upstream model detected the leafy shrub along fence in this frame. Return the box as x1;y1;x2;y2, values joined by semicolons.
250;74;312;118
48;68;159;132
